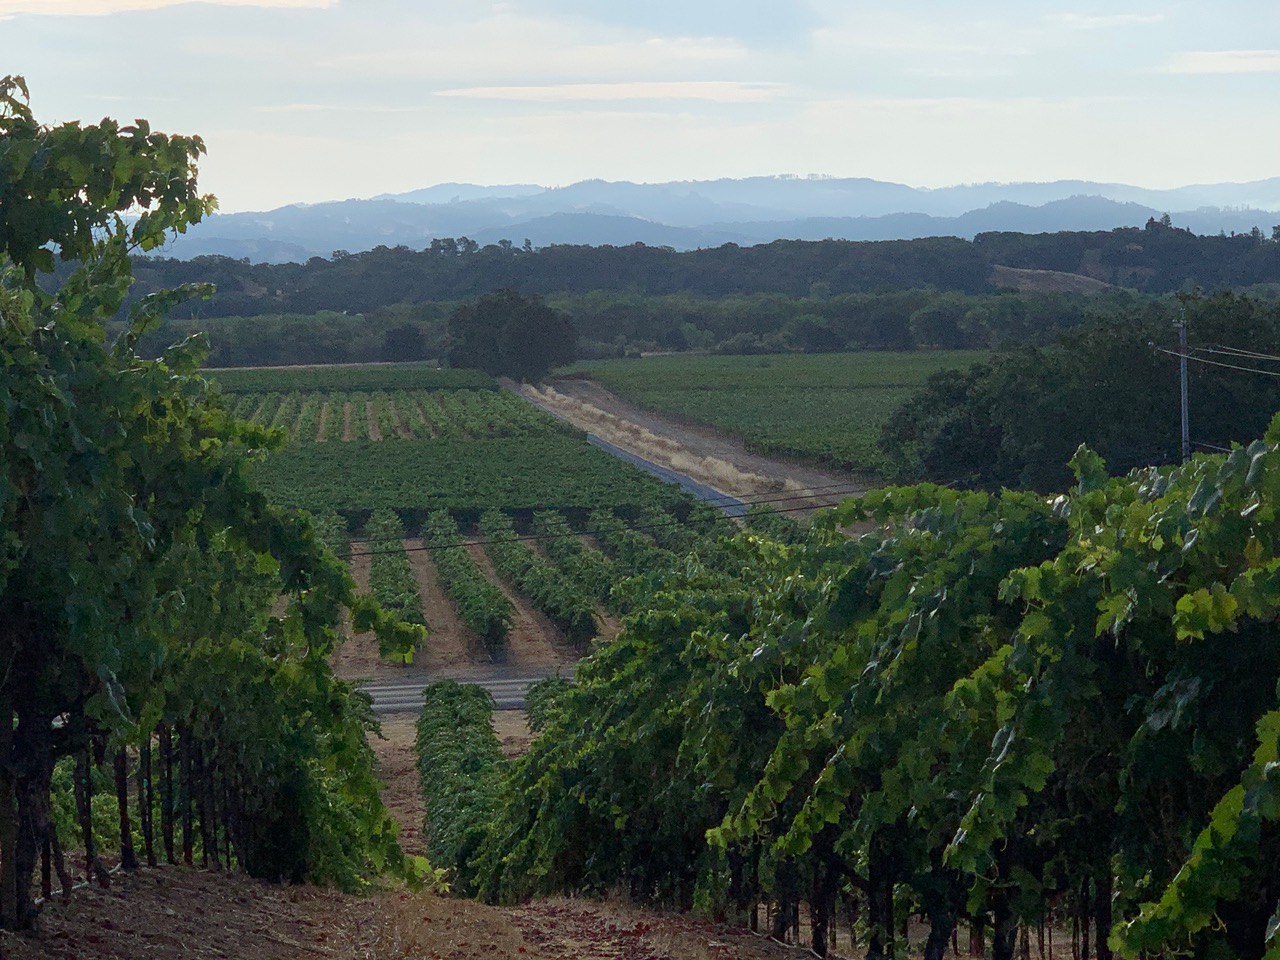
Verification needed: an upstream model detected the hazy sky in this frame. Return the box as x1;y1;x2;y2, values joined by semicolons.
3;1;1278;212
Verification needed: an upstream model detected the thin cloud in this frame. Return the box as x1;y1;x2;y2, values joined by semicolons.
435;81;780;103
1166;50;1280;74
318;32;749;84
0;0;334;14
256;103;421;114
1045;13;1164;30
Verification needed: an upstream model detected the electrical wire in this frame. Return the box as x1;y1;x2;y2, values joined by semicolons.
1158;348;1280;377
336;498;841;561
338;483;868;548
334;498;850;561
1196;343;1280;365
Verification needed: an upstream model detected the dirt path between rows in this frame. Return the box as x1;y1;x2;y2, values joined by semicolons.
464;543;577;673
332;537;584;685
342;401;355;442
0;861;808;960
368;709;532;865
515;379;867;513
0;706;811;960
371;713;429;859
329;540;390;681
407;540;486;673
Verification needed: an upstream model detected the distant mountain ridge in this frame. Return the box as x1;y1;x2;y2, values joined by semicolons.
162;175;1280;264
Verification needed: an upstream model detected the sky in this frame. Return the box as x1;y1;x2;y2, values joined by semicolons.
2;1;1278;212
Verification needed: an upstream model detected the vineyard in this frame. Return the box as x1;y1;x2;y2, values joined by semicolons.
425;437;1280;960
0;82;431;939
10;81;1280;960
218;378;694;522
209;368;757;677
3;80;769;948
209;363;494;394
572;350;985;474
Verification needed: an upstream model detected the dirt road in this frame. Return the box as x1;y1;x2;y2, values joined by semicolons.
514;378;867;513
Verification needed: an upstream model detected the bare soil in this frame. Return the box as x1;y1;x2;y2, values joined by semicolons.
367;401;383;442
3;715;801;960
317;401;331;442
342;402;355;442
370;713;428;859
0;707;816;960
406;541;487;674
464;543;577;674
0;863;806;960
493;710;534;758
371;709;528;857
989;264;1117;295
331;538;578;684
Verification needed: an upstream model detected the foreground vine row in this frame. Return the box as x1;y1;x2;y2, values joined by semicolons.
465;435;1280;960
0;78;425;931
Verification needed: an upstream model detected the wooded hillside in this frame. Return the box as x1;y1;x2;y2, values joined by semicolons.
120;220;1280;322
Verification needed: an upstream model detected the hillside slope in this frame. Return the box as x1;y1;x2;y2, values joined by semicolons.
0;865;800;960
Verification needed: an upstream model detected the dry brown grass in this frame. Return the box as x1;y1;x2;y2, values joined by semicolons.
989;264;1117;295
532;386;777;500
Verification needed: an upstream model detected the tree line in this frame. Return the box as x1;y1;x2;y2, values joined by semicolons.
123;287;1150;370
112;217;1280;323
880;291;1280;491
89;213;1280;371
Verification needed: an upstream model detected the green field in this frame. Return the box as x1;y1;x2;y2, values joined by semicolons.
219;377;693;529
572;351;985;475
256;436;689;522
218;369;744;661
209;362;493;394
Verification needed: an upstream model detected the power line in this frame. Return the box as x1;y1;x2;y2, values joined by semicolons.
1196;343;1280;365
1178;311;1190;464
337;482;868;548
1158;348;1280;378
336;498;836;560
333;499;841;561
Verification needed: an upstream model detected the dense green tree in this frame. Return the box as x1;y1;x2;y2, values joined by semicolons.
446;289;577;380
882;292;1280;490
89;222;1280;331
908;292;977;348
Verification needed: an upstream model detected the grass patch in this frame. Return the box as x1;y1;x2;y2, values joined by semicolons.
572;351;986;476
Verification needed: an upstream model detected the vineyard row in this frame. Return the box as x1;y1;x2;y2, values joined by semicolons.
232;388;563;444
343;505;701;664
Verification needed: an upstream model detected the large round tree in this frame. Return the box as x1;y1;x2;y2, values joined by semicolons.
447;289;578;381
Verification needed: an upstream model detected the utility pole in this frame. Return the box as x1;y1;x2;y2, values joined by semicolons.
1179;308;1190;464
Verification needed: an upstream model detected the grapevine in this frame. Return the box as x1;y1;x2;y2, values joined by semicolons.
423;511;513;659
479;510;599;650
